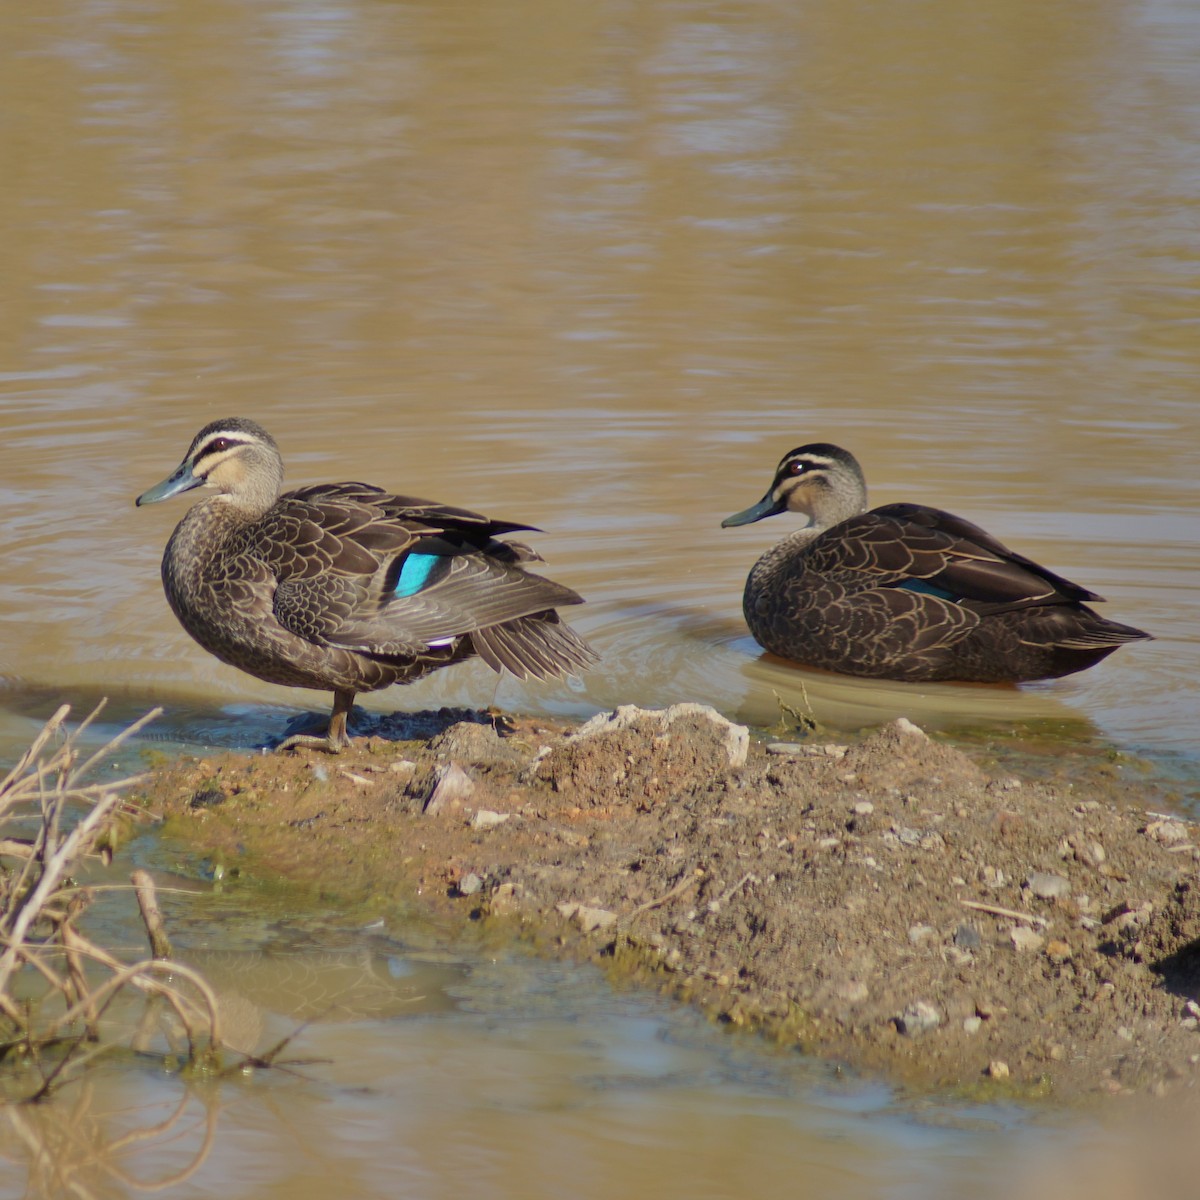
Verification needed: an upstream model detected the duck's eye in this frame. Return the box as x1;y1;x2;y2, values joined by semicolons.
786;460;808;476
207;437;232;454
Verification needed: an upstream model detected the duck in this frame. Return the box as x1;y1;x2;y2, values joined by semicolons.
136;418;598;751
721;442;1152;683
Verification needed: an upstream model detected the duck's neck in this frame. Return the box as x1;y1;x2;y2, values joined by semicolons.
163;497;256;591
748;525;824;590
227;469;281;517
803;486;867;534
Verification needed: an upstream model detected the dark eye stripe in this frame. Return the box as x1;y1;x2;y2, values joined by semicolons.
197;434;250;459
785;455;835;477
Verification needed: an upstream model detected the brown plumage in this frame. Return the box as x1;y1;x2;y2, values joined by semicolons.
722;443;1152;683
137;418;597;750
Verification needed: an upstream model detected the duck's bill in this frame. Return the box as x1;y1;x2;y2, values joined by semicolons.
136;460;201;506
721;493;784;528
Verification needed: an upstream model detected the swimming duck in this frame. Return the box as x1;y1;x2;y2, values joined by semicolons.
722;443;1151;682
137;418;597;751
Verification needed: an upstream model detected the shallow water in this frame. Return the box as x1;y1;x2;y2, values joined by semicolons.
2;0;1197;776
2;0;1199;1192
0;871;1043;1200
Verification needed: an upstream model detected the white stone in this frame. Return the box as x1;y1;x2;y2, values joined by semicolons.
470;809;511;831
570;703;749;768
1009;926;1045;953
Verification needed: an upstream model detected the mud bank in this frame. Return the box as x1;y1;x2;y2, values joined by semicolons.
141;705;1200;1103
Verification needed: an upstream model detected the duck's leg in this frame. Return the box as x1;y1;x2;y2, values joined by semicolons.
325;689;355;749
276;689;356;754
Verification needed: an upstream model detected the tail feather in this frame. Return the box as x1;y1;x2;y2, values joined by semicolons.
471;612;598;681
1057;623;1153;650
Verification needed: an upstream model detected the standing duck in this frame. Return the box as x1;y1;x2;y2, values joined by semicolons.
137;418;597;751
722;443;1151;683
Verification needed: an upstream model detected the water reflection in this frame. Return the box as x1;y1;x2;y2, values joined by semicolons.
0;1086;220;1199
189;948;463;1054
0;942;1027;1200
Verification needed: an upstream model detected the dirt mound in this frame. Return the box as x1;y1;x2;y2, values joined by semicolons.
146;706;1200;1102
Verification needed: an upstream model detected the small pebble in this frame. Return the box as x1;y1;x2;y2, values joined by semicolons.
987;1060;1010;1079
766;742;807;756
1025;871;1071;900
423;762;475;815
908;924;936;945
1144;819;1189;845
555;903;618;933
1010;926;1045;953
470;809;511;831
963;1016;982;1035
896;1001;941;1037
458;873;483;896
853;801;874;815
954;924;982;950
1075;841;1106;868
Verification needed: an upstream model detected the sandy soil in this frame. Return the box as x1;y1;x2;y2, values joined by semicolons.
140;704;1200;1104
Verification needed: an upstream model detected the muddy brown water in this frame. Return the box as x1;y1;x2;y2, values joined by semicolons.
2;0;1198;1194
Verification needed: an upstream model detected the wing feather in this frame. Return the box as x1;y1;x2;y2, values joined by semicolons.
814;505;1103;612
240;483;591;678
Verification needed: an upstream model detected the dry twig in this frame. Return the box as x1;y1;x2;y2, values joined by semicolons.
0;702;223;1101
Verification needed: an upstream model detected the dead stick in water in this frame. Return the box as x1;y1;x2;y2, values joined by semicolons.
959;899;1048;928
132;870;173;959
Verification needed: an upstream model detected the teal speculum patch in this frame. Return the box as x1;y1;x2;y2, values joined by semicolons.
393;552;441;597
895;578;960;602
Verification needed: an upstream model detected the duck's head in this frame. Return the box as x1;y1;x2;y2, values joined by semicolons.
721;443;866;530
136;418;284;513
